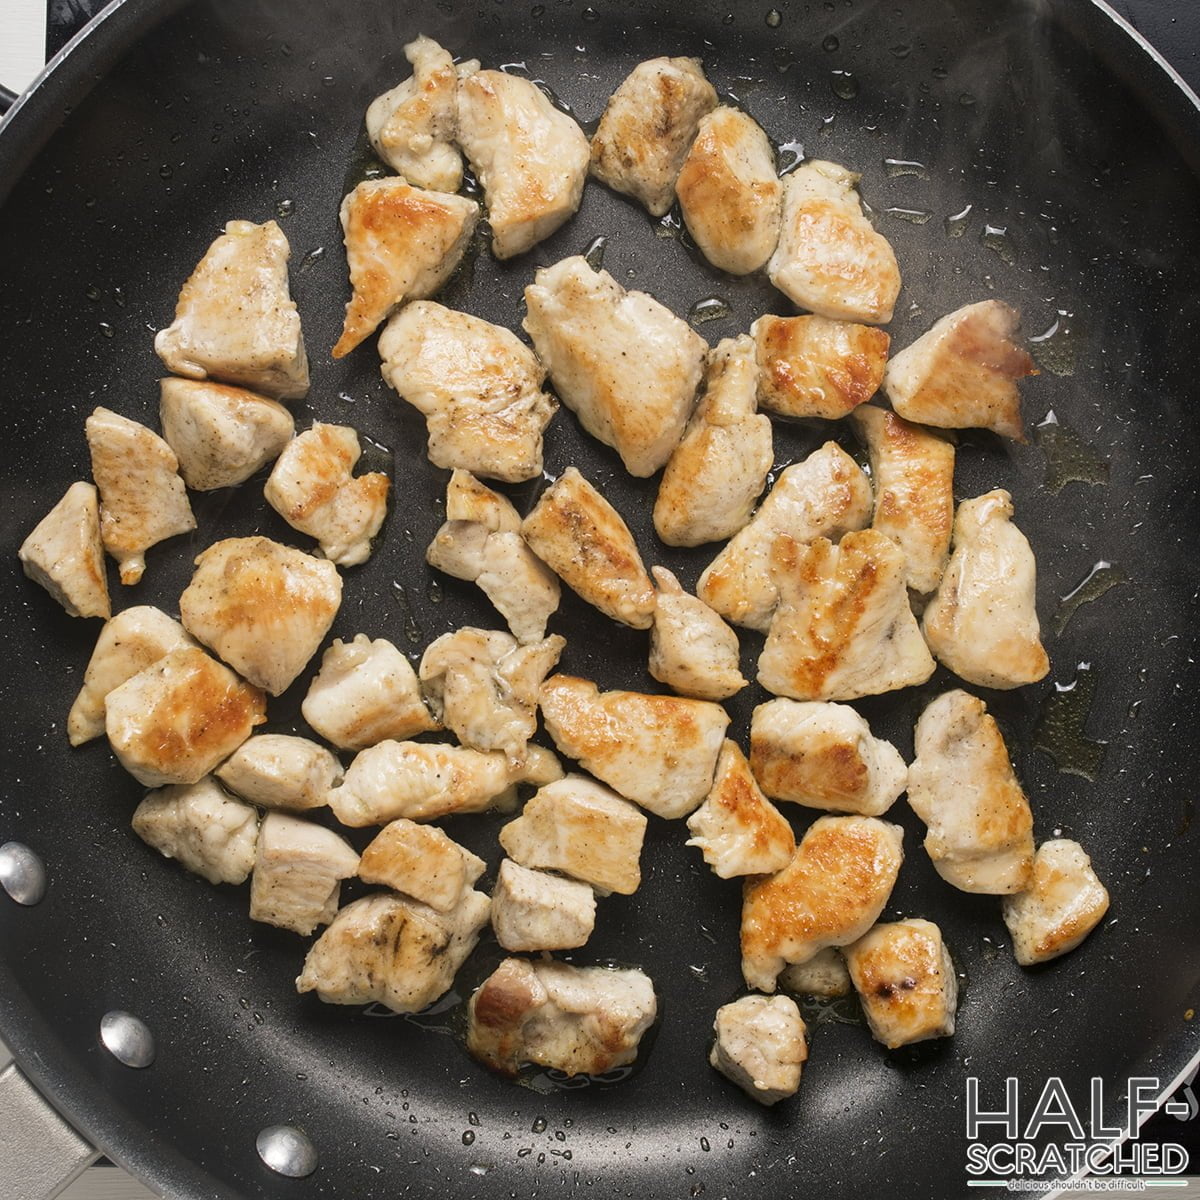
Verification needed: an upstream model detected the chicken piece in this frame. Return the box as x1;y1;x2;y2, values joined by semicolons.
850;405;955;596
159;378;294;492
365;36;467;191
697;442;872;633
1002;840;1110;966
154;219;309;399
749;699;908;816
297;889;490;1013
589;57;718;217
467;957;657;1077
331;178;478;358
710;995;807;1106
179;536;342;696
105;647;266;787
19;482;109;619
426;471;561;644
419;627;565;761
653;335;773;548
215;734;342;812
844;919;958;1049
131;777;259;885
328;740;561;827
498;774;647;895
358;819;485;913
378;302;556;483
649;568;747;702
540;675;729;820
67;606;194;745
758;530;936;701
907;690;1035;894
685;740;795;879
520;467;656;629
777;946;851;998
752;315;889;420
741;815;904;992
922;490;1050;689
456;70;590;258
524;257;707;477
883;300;1037;442
491;859;597;952
249;812;360;936
86;407;196;586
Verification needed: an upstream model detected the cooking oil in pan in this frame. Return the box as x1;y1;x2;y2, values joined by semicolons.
1035;411;1109;494
341;126;389;196
1034;662;1106;781
582;235;607;271
1053;561;1128;636
944;204;973;238
1028;309;1082;377
688;296;732;325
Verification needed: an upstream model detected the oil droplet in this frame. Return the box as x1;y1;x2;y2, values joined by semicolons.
932;64;948;79
583;235;607;271
688;297;731;325
765;8;782;28
337;391;357;404
159;164;173;179
469;1163;491;1176
582;5;598;19
884;157;929;179
798;991;864;1027
890;43;912;58
777;138;805;175
112;287;126;308
426;577;444;605
885;207;932;225
958;91;976;106
391;582;422;645
275;198;295;218
655;211;682;240
298;246;325;273
531;1116;548;1133
99;322;115;338
321;75;335;88
531;4;544;15
1035;411;1109;494
822;34;840;52
1053;561;1128;636
462;1130;476;1146
1034;663;1106;781
944;203;972;238
85;284;102;302
981;224;1017;264
831;70;859;100
1028;309;1080;377
700;1137;711;1152
819;113;837;136
723;12;735;25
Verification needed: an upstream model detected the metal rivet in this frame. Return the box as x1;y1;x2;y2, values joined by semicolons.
0;842;46;905
99;1010;156;1068
257;1125;318;1178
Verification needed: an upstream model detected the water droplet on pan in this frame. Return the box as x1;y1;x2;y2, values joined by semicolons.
0;842;46;905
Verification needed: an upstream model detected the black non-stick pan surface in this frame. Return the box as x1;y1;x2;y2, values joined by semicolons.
1;1;1199;1196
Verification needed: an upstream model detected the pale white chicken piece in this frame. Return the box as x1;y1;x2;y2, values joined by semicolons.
498;774;647;895
86;407;196;586
649;568;747;702
456;70;590;258
249;812;360;936
328;739;561;827
1002;840;1110;966
357;819;485;913
154;219;309;399
179;536;342;696
539;675;729;820
710;994;807;1106
68;606;194;745
883;300;1037;441
524;257;707;477
490;859;597;952
297;889;490;1013
653;335;773;548
215;734;343;812
758;530;936;701
749;699;908;816
105;647;265;787
131;777;259;885
697;442;872;633
685;740;795;879
778;947;851;998
467;957;657;1077
427;471;560;643
844;919;958;1049
19;482;109;619
159;379;294;491
741;815;904;992
908;690;1035;894
922;490;1050;689
378;302;557;483
419;627;564;761
850;405;955;596
589;57;718;217
521;467;656;629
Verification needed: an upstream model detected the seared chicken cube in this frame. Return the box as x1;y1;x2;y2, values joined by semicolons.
523;257;707;477
86;407;196;586
710;995;807;1106
778;947;851;998
1002;840;1110;966
105;647;265;787
215;734;343;812
467;957;657;1077
154;219;309;399
844;919;958;1049
19;481;109;619
741;815;904;992
649;567;747;702
378;302;556;483
590;57;718;217
358;818;485;913
907;690;1035;894
131;777;259;885
490;859;597;952
179;536;342;696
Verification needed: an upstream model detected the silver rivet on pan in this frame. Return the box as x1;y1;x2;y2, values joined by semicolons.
0;841;47;905
99;1010;156;1068
257;1125;318;1178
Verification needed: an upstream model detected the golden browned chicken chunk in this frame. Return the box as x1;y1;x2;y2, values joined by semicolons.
19;482;109;619
649;567;747;702
215;734;342;812
358;819;485;913
710;994;807;1106
490;860;597;952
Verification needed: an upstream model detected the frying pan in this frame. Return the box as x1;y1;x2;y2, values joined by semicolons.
1;1;1199;1196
